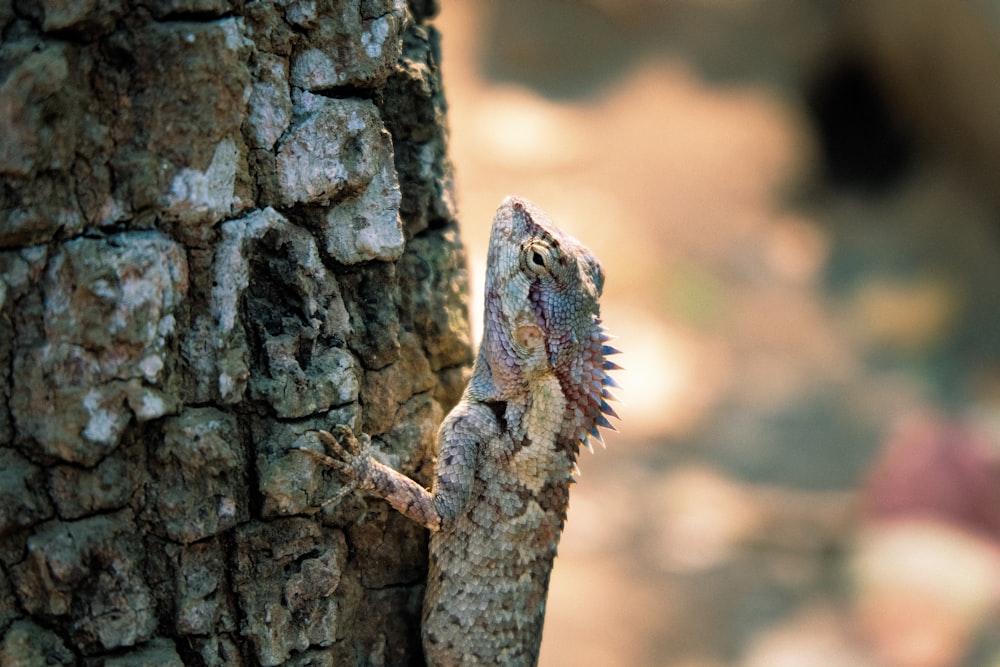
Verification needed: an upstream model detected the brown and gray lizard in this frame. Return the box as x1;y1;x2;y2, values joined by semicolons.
300;196;620;665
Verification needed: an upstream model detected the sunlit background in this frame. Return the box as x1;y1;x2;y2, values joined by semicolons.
435;2;1000;666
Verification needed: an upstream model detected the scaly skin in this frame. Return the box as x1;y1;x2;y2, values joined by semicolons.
300;196;620;666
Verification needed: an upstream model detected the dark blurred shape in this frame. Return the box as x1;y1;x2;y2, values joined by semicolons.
863;414;1000;544
844;2;1000;207
805;59;914;193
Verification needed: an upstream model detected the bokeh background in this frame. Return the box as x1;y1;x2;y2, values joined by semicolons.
435;1;1000;666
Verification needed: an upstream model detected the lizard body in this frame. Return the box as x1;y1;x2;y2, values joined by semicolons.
304;196;619;665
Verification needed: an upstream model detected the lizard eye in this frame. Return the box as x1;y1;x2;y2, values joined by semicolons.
523;241;555;275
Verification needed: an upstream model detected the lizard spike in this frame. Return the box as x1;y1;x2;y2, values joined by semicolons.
588;424;605;445
580;437;594;454
595;414;616;431
599;400;620;419
602;375;622;389
601;388;621;402
603;359;623;371
601;344;622;356
599;331;618;343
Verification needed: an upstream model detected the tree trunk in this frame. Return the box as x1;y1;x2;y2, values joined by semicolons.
0;1;469;665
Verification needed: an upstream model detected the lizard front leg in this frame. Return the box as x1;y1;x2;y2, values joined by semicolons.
296;425;443;532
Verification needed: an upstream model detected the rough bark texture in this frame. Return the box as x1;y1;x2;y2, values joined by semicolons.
0;1;470;665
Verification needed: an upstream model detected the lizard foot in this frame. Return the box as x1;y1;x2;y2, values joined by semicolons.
291;426;376;503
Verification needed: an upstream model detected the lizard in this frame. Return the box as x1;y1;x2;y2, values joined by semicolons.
298;195;620;666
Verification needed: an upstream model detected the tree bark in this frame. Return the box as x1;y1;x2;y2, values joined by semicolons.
0;1;469;665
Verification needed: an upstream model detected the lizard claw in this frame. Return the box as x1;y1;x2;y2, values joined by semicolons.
314;424;370;460
293;426;376;493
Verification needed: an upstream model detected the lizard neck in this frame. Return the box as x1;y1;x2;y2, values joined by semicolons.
465;314;618;463
464;339;526;404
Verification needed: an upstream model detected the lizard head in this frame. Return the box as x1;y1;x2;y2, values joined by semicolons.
478;196;620;455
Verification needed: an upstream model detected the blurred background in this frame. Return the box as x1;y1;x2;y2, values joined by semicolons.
435;2;1000;666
